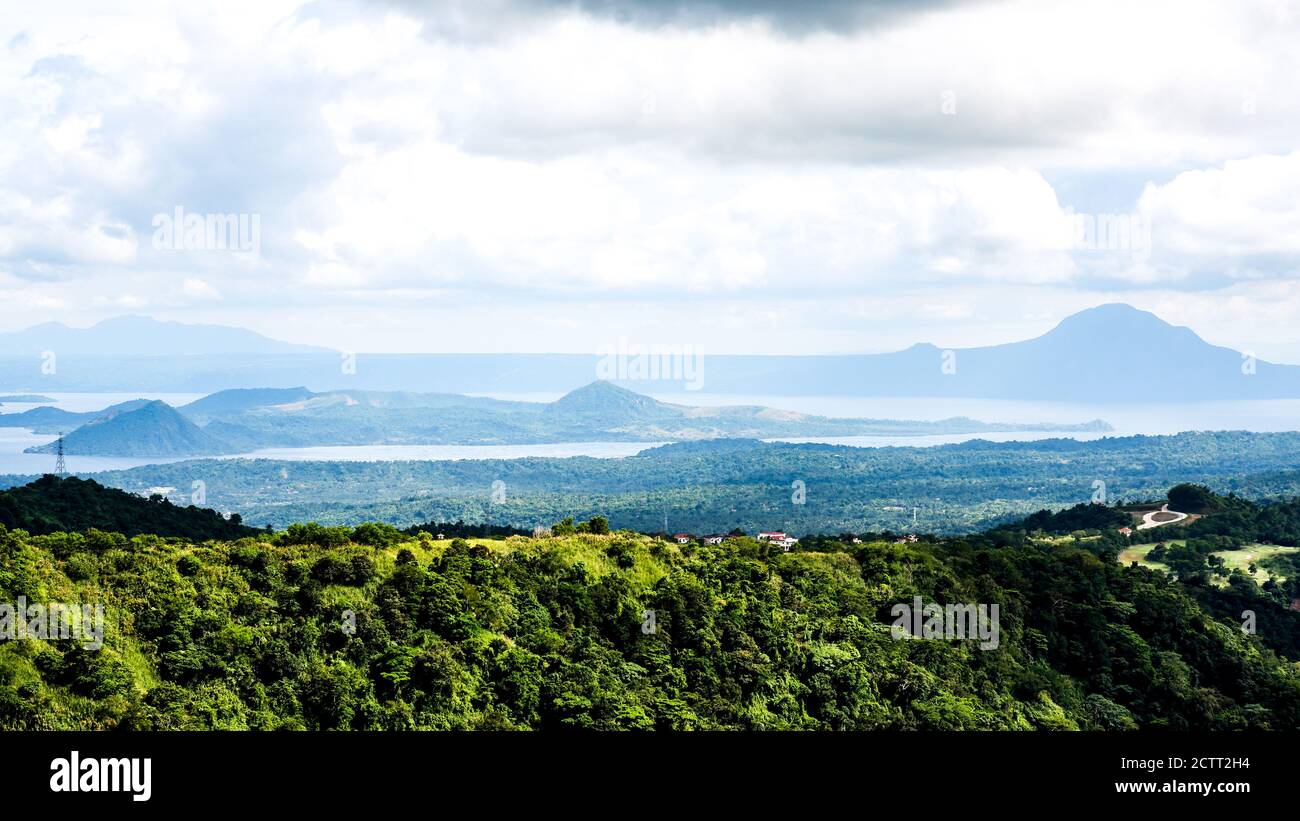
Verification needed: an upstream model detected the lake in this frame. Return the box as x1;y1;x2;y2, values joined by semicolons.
216;442;667;462
650;394;1300;436
2;391;1299;477
0;394;210;475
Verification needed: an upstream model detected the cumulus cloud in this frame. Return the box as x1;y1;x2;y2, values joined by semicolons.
1138;151;1300;283
1;0;1299;356
379;0;979;37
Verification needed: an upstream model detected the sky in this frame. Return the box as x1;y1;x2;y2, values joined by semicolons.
3;0;1300;358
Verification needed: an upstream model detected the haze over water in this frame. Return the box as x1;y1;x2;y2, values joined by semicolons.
3;391;1299;477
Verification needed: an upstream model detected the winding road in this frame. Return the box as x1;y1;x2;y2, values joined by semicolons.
1137;504;1189;530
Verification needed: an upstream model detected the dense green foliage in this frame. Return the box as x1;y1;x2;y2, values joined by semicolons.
1178;493;1300;546
1168;483;1223;514
1009;490;1300;664
0;476;256;540
1017;502;1131;534
403;520;530;539
3;510;1299;730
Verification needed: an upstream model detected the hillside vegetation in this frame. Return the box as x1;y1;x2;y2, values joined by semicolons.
0;476;256;540
3;515;1298;730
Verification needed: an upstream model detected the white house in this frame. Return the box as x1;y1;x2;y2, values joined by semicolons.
757;531;797;551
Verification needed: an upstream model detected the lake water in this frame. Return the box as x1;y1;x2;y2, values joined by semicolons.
0;404;668;476
0;437;666;476
0;393;211;475
766;431;1112;448
2;391;1298;477
0;392;671;474
648;394;1300;436
215;442;666;462
473;391;1300;435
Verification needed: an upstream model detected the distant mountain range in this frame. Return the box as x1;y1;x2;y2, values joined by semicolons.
0;304;1294;400
10;382;1111;457
0;394;54;404
0;315;329;358
189;380;1109;450
1;399;152;434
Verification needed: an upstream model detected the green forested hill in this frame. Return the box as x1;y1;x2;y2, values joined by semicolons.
2;519;1297;730
0;475;256;540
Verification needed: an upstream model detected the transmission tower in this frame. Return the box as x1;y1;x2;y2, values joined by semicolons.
54;432;66;477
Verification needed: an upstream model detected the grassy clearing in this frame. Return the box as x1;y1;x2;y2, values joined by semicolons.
1034;534;1103;546
1118;543;1172;574
1116;541;1299;588
1212;544;1300;584
118;634;161;691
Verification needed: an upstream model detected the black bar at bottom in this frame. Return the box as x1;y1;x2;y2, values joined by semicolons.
8;731;1281;809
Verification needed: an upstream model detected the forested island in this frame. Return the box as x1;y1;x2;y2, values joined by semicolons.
6;381;1110;457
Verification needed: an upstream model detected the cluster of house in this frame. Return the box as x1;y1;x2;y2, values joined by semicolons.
669;530;799;551
672;533;725;545
757;531;800;550
666;531;924;549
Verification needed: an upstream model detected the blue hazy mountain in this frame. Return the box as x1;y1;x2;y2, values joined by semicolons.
0;394;54;403
543;379;668;422
945;303;1260;399
173;380;1109;450
9;383;1111;458
0;399;152;433
0;315;330;357
0;304;1292;400
179;387;318;420
26;400;231;457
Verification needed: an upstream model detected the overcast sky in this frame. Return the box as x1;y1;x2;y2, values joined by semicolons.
3;0;1300;357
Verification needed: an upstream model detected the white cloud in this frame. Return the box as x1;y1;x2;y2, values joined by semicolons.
180;277;221;300
1139;151;1300;272
1;0;1300;353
